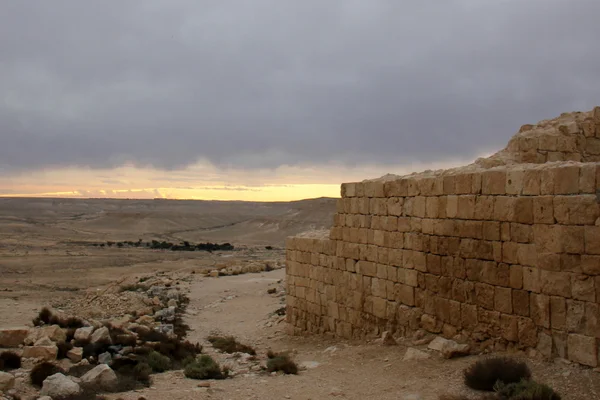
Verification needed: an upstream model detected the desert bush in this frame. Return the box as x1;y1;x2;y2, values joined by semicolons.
32;307;84;329
207;335;256;355
464;357;531;391
266;352;298;375
147;351;172;372
494;379;561;400
57;341;74;359
184;355;226;380
68;363;96;378
82;342;112;359
32;307;53;326
30;362;63;386
133;362;152;383
0;351;22;370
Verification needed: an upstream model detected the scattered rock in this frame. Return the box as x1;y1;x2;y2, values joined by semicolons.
403;394;423;400
427;337;470;359
403;348;431;361
98;352;112;364
81;364;118;391
90;327;112;345
38;397;53;400
0;372;15;391
74;326;95;342
382;331;397;346
40;373;81;398
299;361;320;370
34;336;54;346
197;382;211;388
330;387;344;396
39;325;67;343
209;270;220;277
155;306;176;322
167;299;178;307
67;347;83;363
0;327;29;348
22;345;58;361
267;288;277;294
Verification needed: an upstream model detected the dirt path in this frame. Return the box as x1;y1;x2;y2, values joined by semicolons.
109;270;600;400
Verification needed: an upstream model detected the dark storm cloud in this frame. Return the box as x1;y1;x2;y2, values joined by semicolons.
1;0;600;171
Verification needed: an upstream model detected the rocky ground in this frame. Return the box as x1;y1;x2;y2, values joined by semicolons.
2;267;600;399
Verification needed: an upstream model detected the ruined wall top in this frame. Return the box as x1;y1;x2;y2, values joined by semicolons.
366;106;600;184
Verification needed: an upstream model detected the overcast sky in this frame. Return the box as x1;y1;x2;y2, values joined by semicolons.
1;0;600;198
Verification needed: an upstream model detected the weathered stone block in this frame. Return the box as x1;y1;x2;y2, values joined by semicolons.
567;334;597;366
572;275;595;302
585;226;600;255
494;287;512;314
517;318;538;347
475;283;495;310
522;169;541;195
533;196;555;224
482;170;507;195
550;296;566;330
530;293;550;328
0;327;29;348
540;270;571;297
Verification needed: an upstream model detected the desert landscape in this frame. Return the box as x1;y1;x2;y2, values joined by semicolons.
1;189;599;400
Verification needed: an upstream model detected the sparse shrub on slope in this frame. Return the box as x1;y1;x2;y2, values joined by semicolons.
0;351;22;370
30;362;63;386
494;379;561;400
207;335;256;355
147;351;172;372
57;341;74;359
266;351;298;375
464;357;531;391
184;355;227;380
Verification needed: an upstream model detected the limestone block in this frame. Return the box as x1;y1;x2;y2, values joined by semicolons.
22;345;58;361
514;197;534;224
512;290;530;317
567;334;597;367
500;314;519;341
501;221;511;241
554;195;599;225
342;183;356;197
475;283;495;310
443;175;456;195
397;217;411;232
493;196;515;222
582;255;600;275
533;196;555;224
549;296;566;331
567;299;585;333
562;226;585;254
522;169;541;195
523;267;541;293
0;327;29;348
369;198;388;216
387;197;404;216
494;287;512;314
585;226;600;254
506;170;524;195
482;221;500;241
372;297;387;319
472;173;483;194
530;293;550;328
540;270;571;298
571;275;595;302
460;304;478;330
517;318;538;347
553;166;581;194
457;196;476;219
384;179;408;197
357;261;377;277
425;197;439;218
364;182;384;198
580;164;597;193
407;178;420;196
510;223;533;243
584;303;599;338
455;174;473;194
509;265;523;289
482;170;507;195
446;195;458;218
517;244;538;267
419;177;442;196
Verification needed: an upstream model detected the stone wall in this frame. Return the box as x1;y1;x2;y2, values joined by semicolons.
286;108;600;367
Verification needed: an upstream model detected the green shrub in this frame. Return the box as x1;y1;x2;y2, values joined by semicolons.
266;352;298;375
30;362;63;387
133;362;152;383
184;355;226;380
0;351;22;370
464;357;531;391
495;379;561;400
147;351;172;372
207;335;256;355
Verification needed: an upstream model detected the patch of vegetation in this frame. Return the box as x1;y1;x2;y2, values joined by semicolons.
133;362;152;383
30;362;64;387
147;351;172;372
95;239;235;252
119;283;148;292
464;357;531;392
495;379;561;400
57;341;73;359
266;351;298;375
32;307;84;329
265;246;274;250
0;351;22;370
68;363;97;378
207;335;256;355
184;355;227;380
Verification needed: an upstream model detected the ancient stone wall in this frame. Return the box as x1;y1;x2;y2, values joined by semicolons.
285;108;600;367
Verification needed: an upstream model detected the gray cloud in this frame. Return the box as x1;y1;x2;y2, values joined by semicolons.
1;0;600;172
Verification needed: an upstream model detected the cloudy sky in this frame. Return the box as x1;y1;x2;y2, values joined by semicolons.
1;0;599;200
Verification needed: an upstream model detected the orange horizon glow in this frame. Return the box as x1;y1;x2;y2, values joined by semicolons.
0;153;492;202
